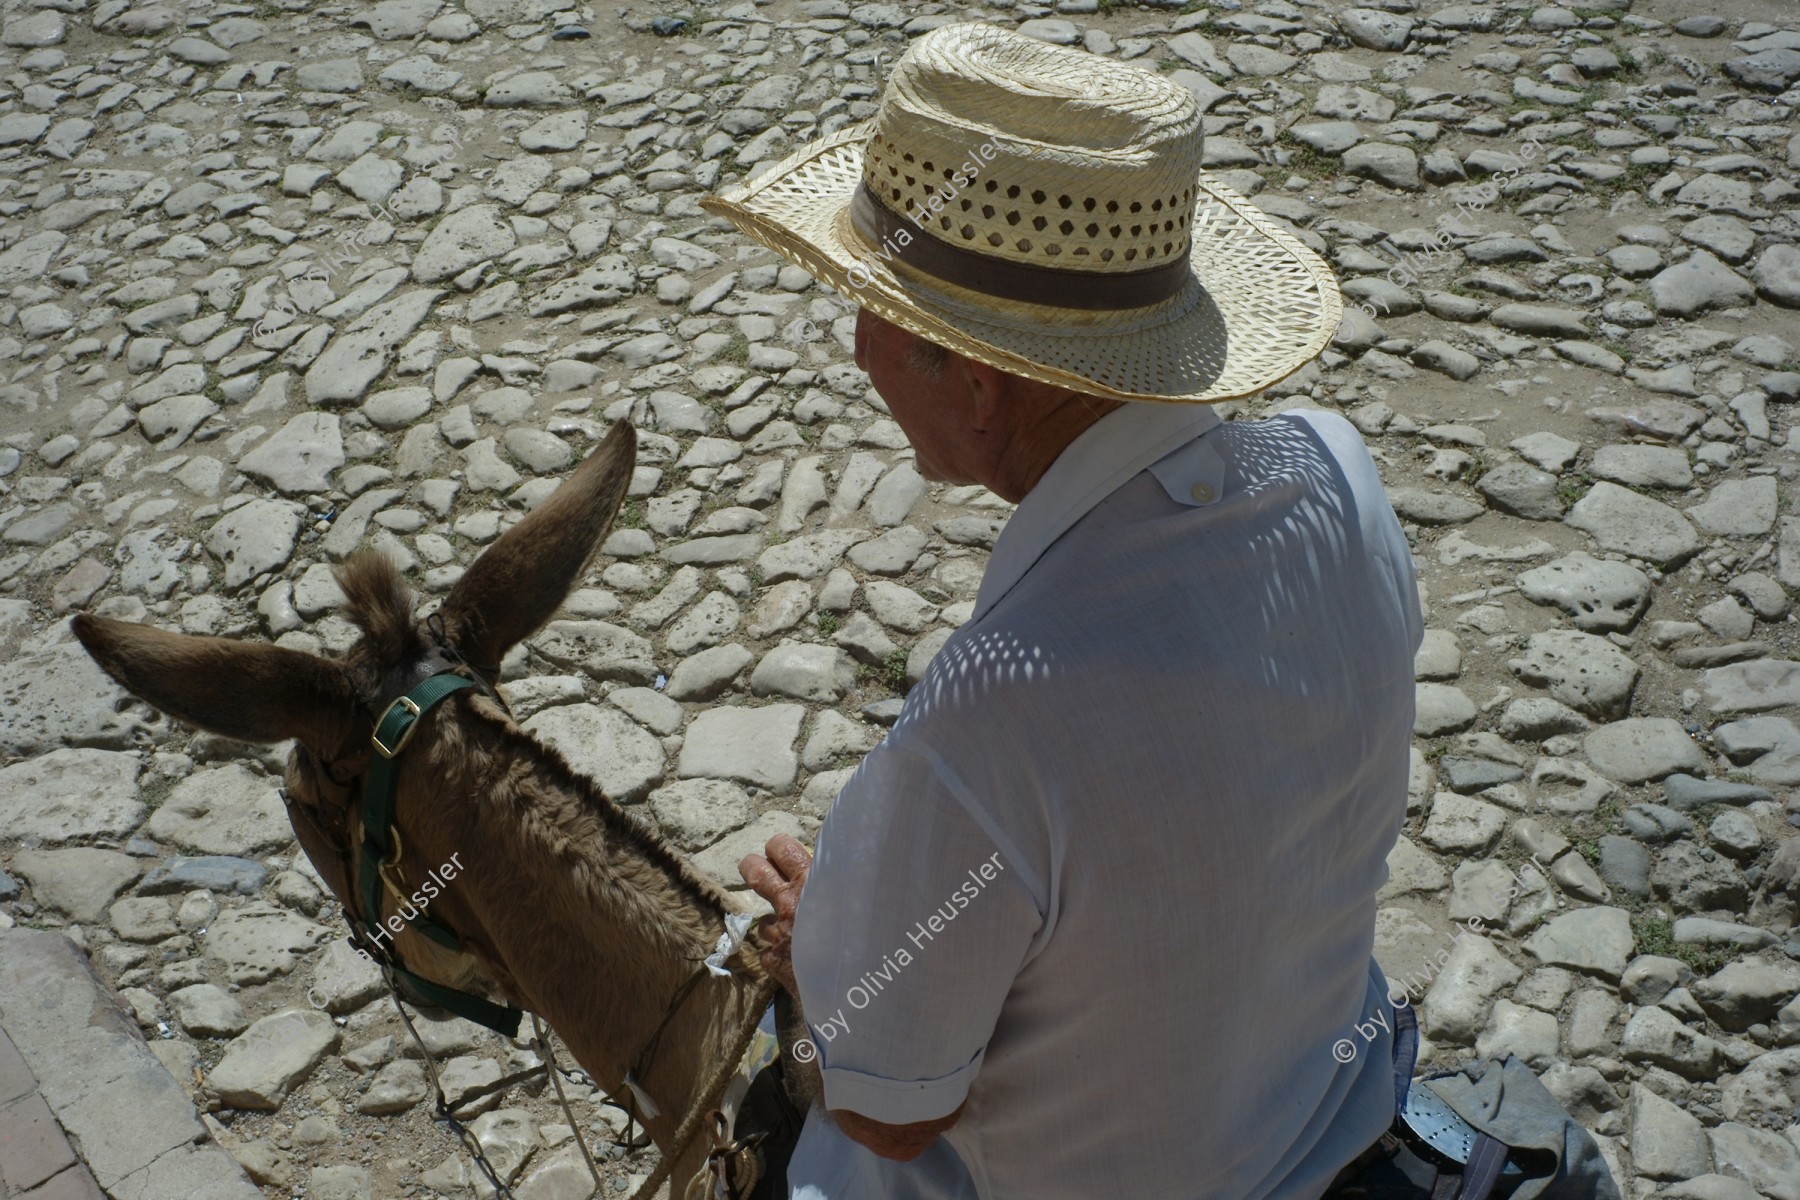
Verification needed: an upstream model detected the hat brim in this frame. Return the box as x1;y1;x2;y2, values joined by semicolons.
700;122;1343;405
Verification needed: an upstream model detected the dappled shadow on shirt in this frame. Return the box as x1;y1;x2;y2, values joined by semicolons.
899;628;1058;728
896;415;1371;718
1210;415;1363;693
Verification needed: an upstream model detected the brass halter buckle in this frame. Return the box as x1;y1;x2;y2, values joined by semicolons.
378;824;410;904
371;695;423;758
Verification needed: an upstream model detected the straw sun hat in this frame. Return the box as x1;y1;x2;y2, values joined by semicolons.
700;21;1341;405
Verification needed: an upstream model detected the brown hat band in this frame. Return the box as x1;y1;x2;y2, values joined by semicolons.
849;184;1192;312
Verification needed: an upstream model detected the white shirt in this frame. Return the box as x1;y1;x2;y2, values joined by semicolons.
788;401;1424;1200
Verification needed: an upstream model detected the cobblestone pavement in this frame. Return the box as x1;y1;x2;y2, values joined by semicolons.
0;928;256;1199
2;0;1800;1196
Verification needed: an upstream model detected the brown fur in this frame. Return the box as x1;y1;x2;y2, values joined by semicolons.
334;553;424;685
73;423;767;1196
436;419;636;672
71;615;364;758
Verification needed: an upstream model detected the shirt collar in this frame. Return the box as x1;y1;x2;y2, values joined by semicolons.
972;401;1223;622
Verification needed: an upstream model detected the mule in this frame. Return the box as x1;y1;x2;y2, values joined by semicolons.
73;421;804;1198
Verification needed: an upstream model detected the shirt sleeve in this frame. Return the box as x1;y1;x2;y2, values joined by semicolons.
790;736;1042;1126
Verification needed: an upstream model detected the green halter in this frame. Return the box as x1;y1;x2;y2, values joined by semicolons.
358;672;523;1038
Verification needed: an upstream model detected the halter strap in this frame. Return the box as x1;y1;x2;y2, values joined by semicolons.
357;671;523;1038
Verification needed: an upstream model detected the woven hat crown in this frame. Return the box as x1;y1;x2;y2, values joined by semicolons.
862;24;1206;276
699;18;1340;404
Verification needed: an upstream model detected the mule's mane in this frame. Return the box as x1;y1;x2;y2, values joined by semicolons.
461;695;744;929
331;552;752;969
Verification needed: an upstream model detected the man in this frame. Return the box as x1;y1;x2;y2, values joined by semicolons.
709;23;1423;1199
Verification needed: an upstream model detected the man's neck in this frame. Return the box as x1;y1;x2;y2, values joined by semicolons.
988;392;1125;503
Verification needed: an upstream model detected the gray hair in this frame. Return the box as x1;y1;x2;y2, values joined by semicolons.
903;335;949;380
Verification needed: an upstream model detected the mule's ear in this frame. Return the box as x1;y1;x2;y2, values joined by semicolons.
437;420;636;668
72;613;363;755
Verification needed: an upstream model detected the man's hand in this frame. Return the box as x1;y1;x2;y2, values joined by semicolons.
738;833;812;996
740;834;966;1161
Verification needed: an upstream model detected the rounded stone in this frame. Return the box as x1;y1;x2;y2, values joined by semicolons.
361;387;433;430
0;748;143;843
1584;718;1707;783
1415;683;1477;735
522;703;664;803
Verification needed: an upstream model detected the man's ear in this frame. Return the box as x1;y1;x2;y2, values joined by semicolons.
960;356;1011;431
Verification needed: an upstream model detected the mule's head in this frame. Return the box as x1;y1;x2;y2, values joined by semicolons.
72;420;637;981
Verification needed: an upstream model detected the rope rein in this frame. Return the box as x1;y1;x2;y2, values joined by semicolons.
629;977;778;1200
386;959;774;1200
537;1014;608;1193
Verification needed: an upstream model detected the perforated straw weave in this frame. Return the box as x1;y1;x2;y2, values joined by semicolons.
700;22;1343;405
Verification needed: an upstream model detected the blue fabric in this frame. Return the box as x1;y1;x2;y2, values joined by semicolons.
1422;1058;1622;1200
1392;1002;1418;1114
